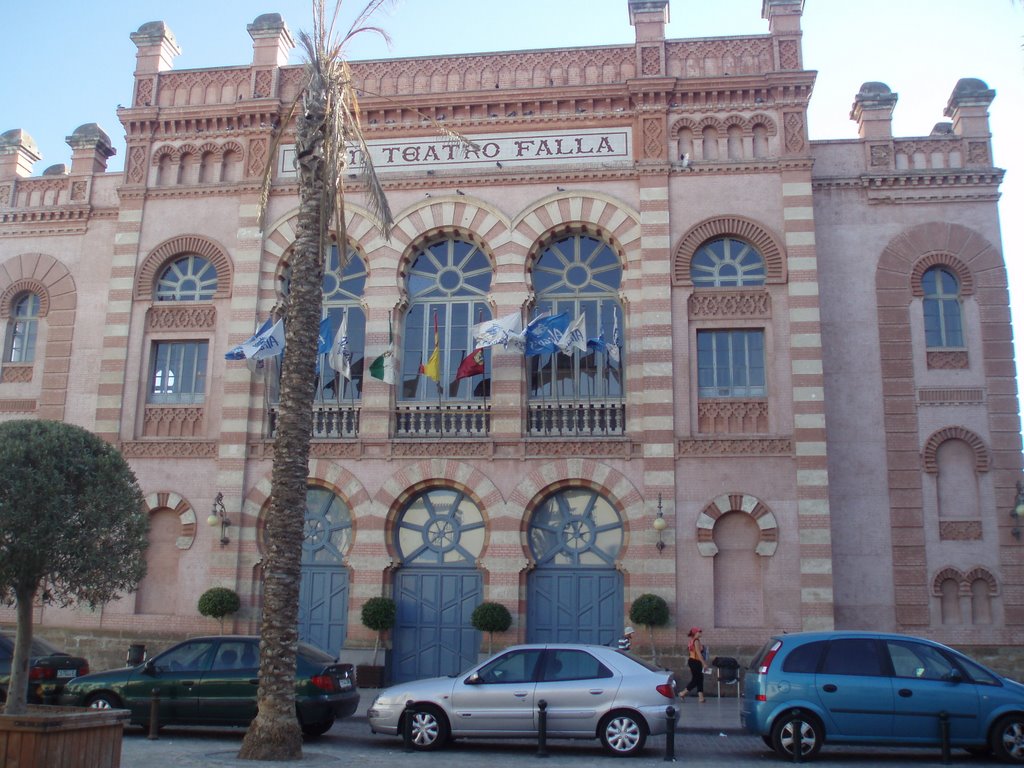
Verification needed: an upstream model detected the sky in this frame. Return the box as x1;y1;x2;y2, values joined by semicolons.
4;0;1023;373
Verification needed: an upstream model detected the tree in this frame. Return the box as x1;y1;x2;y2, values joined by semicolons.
0;420;147;715
238;1;396;760
471;602;512;656
629;594;670;664
360;596;396;667
198;587;242;634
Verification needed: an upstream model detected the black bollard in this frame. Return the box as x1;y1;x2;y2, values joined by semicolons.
147;687;160;740
939;711;951;764
403;700;415;752
791;711;803;763
537;699;549;758
664;705;677;762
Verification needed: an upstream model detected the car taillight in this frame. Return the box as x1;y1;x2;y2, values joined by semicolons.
656;683;675;699
311;674;338;693
29;667;56;680
79;663;89;676
757;640;783;675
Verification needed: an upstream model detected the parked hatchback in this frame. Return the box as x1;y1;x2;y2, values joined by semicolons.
367;643;677;756
741;631;1024;762
59;635;357;736
0;632;89;704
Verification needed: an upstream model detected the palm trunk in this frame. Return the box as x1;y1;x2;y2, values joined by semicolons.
238;98;328;762
3;586;35;715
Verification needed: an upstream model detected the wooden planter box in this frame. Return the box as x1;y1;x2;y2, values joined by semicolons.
356;664;386;688
0;705;129;768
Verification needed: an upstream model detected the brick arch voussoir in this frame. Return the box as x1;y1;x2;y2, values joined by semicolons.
375;459;501;523
151;144;178;165
922;426;990;474
0;254;76;319
932;567;965;596
696;492;778;557
670;117;700;135
307;458;372;513
910;253;974;297
879;222;1002;293
143;491;198;551
962;566;999;595
673;215;786;286
748;114;779;135
135;235;233;300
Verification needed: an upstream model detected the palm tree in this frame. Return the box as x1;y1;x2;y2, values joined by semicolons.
238;0;394;759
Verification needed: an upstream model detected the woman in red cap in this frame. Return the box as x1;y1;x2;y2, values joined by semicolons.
679;627;706;702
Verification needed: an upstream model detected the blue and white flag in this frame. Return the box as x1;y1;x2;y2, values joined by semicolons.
524;312;569;357
328;308;352;380
587;331;607;353
609;309;621;367
317;316;333;355
473;311;524;350
556;314;588;355
225;317;284;361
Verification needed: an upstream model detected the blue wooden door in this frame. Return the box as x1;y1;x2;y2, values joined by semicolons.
298;487;352;655
525;487;625;645
392;568;482;682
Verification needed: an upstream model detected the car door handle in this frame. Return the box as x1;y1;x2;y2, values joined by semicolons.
822;684;837;693
181;680;195;686
898;688;913;698
249;679;259;685
588;689;605;695
513;691;529;698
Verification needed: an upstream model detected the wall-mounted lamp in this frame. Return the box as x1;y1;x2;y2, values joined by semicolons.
1012;481;1024;540
207;492;231;546
652;493;667;553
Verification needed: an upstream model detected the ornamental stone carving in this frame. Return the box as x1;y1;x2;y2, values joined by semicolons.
134;78;154;107
142;406;206;438
927;350;969;369
146;305;217;331
870;144;892;168
0;365;32;384
698;399;768;434
0;398;35;412
127;145;148;184
778;39;800;70
784;112;805;153
122;440;217;458
938;521;983;541
678;438;792;456
641;45;661;76
688;290;770;319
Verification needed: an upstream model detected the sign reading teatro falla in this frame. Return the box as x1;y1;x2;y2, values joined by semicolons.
278;127;632;177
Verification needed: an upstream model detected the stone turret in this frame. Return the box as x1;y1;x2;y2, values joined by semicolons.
850;81;898;140
130;21;181;75
944;78;995;148
0;129;41;180
628;0;669;43
248;13;294;67
66;123;116;175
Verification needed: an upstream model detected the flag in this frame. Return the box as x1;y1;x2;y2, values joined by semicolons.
524;312;569;357
369;317;398;385
473;311;523;349
225;317;284;361
455;348;485;381
317;316;333;355
609;309;621;367
587;331;608;354
328;308;351;380
556;314;588;355
419;312;441;382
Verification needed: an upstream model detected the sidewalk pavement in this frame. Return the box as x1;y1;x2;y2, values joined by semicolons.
118;689;747;768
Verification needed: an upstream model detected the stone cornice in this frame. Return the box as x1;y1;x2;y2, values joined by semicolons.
812;169;1004;203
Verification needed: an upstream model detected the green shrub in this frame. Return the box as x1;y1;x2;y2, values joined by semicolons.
361;597;396;666
198;587;241;633
471;602;512;654
629;593;670;662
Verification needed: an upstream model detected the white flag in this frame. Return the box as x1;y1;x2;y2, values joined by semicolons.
608;309;621;367
473;311;524;350
556;314;588;355
328;308;352;380
232;318;284;361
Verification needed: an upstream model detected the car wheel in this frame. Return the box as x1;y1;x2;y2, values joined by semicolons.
991;714;1024;763
761;735;773;749
405;704;450;751
301;717;335;738
599;711;648;757
86;692;122;710
770;710;823;760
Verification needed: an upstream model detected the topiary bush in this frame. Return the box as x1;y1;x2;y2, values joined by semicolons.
361;596;396;666
198;587;241;634
629;593;670;663
471;602;512;654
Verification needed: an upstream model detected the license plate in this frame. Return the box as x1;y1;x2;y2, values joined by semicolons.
57;669;77;678
337;678;352;690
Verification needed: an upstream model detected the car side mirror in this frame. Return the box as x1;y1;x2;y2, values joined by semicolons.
465;673;482;685
142;659;156;676
943;669;963;684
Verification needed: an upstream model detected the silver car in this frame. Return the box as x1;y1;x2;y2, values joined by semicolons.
367;643;677;756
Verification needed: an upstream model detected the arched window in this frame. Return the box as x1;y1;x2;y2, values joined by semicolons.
922;266;964;348
531;234;623;401
940;578;961;624
400;237;492;401
5;292;40;363
395;486;484;565
690;237;766;287
318;244;367;402
528;487;623;567
156;254;218;301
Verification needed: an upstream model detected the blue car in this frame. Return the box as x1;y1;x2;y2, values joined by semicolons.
741;631;1024;762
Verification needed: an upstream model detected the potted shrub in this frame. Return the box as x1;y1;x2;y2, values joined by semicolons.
198;587;241;634
471;601;512;655
0;420;148;767
357;596;395;688
629;593;670;664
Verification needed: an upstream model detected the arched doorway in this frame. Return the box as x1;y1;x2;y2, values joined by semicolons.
526;486;624;644
391;486;484;682
298;486;353;656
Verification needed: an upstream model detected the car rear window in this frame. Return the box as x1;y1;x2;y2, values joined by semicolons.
615;650;662;672
782;640;825;673
298;643;336;664
747;639;776;671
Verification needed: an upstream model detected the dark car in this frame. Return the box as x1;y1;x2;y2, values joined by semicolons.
0;632;90;705
59;635;357;737
742;630;1024;762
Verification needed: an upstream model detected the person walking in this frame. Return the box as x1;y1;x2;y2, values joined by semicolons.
679;627;706;702
617;626;634;651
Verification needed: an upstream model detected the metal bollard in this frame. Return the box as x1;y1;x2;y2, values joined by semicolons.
147;688;160;740
664;705;677;762
791;711;803;763
537;699;549;758
939;710;951;764
403;700;415;752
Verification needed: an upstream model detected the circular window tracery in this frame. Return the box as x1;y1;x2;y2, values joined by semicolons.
690;237;766;287
395;487;485;565
528;487;623;567
156;254;218;301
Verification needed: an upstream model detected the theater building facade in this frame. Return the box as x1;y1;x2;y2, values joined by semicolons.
2;0;1022;676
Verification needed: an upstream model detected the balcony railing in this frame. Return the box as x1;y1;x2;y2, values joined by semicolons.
394;403;490;438
527;400;625;437
268;404;360;439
